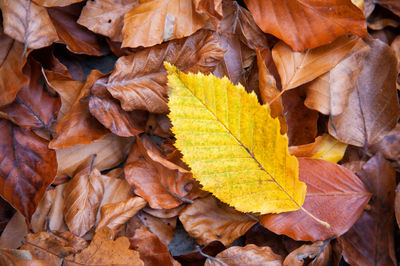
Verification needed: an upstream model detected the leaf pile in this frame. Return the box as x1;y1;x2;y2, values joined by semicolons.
0;0;399;265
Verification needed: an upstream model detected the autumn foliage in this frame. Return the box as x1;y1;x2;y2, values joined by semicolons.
0;0;399;265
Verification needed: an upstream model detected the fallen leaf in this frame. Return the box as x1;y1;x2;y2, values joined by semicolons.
369;124;400;162
272;36;358;93
49;70;109;149
205;244;282;266
0;248;52;266
0;198;16;234
130;227;179;266
283;241;330;266
339;153;397;265
136;211;176;245
122;0;208;48
55;133;133;177
0;29;29;107
395;183;400;229
143;205;185;219
145;113;173;138
78;0;138;42
0;59;60;135
244;0;366;51
0;211;27;249
304;39;370;116
289;134;348;163
0;119;57;219
328;38;400;147
376;0;400;17
179;196;257;246
167;63;307;214
97;197;147;233
0;0;58;49
65;227;144;265
107;30;224;113
64;166;104;236
32;0;84;6
193;0;222;27
261;158;371;241
47;3;104;56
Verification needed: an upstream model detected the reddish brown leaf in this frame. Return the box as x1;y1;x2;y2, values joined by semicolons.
0;248;51;265
283;241;331;266
49;70;109;149
145;114;172;138
329;39;400;147
78;0;138;42
130;227;178;266
244;0;366;51
33;0;84;7
193;0;222;27
205;244;282;266
107;30;224;113
0;59;60;134
376;0;400;17
0;30;29;107
369;124;400;162
0;198;15;234
260;158;371;241
339;153;397;265
0;212;27;249
0;0;58;49
122;0;208;48
47;3;104;56
0;119;57;219
179;196;257;246
136;211;176;245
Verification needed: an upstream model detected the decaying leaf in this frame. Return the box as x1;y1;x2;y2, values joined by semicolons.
32;0;84;7
0;211;27;249
179;196;257;246
205;244;282;266
122;0;208;48
369;124;400;162
0;0;58;49
244;0;367;51
166;63;307;214
0;119;57;219
261;158;371;241
136;211;176;245
193;0;222;27
0;248;51;266
283;241;330;266
107;30;224;113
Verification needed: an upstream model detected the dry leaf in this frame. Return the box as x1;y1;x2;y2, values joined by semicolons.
261;158;371;241
395;183;400;229
0;0;58;49
376;0;400;17
136;211;176;245
369;124;400;162
0;248;52;266
78;0;138;42
193;0;222;27
0;212;27;249
32;0;84;7
0;119;57;219
97;197;147;232
283;241;330;266
244;0;366;51
107;30;224;113
179;196;257;246
65;227;144;265
122;0;208;48
205;244;282;266
64;167;104;236
329;38;400;147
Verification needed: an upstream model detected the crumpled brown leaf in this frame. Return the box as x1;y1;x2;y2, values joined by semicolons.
193;0;222;27
64;166;104;237
136;211;176;245
369;124;400;162
0;248;52;266
283;241;330;266
107;30;224;113
0;0;58;49
65;227;144;265
205;244;282;266
122;0;208;48
179;196;257;246
33;0;84;7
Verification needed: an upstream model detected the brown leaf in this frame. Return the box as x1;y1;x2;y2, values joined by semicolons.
193;0;222;27
179;196;257;246
145;113;173;138
0;30;29;107
136;211;176;245
0;198;16;234
55;133;133;177
261;158;371;241
244;0;366;51
328;39;400;147
0;119;57;219
0;248;52;266
130;227;178;266
49;70;109;149
143;205;185;219
395;183;400;229
65;227;144;265
205;244;282;266
47;3;104;56
272;36;358;93
0;0;58;49
304;39;370;116
122;0;208;48
376;0;400;17
78;0;138;42
97;197;147;233
107;30;224;113
89;79;147;137
339;153;397;265
0;212;27;249
0;59;60;134
283;241;331;266
125;135;204;209
369;124;400;162
64;167;104;236
32;0;84;7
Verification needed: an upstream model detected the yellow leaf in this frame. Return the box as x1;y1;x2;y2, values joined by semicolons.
165;63;306;214
289;134;348;163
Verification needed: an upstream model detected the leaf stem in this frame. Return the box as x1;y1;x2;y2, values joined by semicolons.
300;207;331;229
